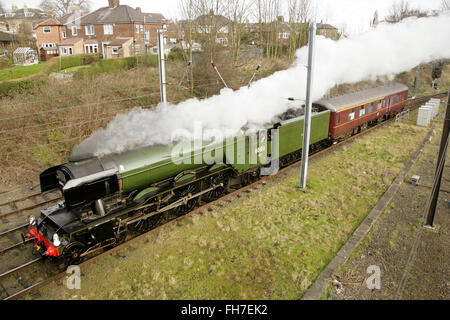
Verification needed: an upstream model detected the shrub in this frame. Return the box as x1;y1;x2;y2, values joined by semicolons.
73;55;158;79
0;78;45;96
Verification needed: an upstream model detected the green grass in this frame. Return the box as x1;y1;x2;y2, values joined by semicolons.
0;62;46;82
31;120;431;300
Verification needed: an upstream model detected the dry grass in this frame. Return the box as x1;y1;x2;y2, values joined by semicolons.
30;116;431;300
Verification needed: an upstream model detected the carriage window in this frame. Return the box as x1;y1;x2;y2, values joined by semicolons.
359;106;366;117
349;109;356;121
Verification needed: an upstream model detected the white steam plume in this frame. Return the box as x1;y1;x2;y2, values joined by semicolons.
73;14;450;157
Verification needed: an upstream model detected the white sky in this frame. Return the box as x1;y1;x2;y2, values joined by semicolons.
2;0;445;34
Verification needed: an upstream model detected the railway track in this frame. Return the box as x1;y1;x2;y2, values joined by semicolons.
0;91;447;300
0;191;62;220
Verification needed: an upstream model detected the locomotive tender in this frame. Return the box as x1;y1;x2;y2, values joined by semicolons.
28;82;408;265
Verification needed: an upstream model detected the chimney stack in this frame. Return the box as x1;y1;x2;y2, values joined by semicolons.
136;7;141;13
108;0;120;9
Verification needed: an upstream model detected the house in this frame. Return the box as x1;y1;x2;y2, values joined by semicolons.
0;4;51;34
194;11;230;47
65;0;166;58
34;18;68;53
245;18;339;46
34;0;166;59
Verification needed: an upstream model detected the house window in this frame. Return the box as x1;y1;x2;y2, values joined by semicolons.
85;25;95;36
104;24;113;35
140;25;144;32
112;47;119;55
216;38;228;46
43;43;55;48
25;12;34;17
136;25;140;33
218;26;228;34
145;31;150;41
348;109;356;121
170;38;177;44
62;31;67;38
72;26;78;36
43;26;51;33
283;32;289;39
84;44;98;54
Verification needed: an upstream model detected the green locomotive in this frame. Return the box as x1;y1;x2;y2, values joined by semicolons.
28;106;331;265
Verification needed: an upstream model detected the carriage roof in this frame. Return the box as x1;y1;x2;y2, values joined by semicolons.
315;82;409;112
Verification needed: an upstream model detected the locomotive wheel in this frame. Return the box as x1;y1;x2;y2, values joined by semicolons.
63;242;86;266
204;173;228;202
130;213;162;234
174;184;198;215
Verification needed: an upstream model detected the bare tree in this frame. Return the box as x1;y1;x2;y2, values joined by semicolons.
225;0;251;65
442;0;450;11
39;0;91;17
385;0;428;23
179;0;199;95
288;0;311;59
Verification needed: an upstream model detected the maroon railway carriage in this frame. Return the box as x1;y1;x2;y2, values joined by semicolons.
316;83;409;141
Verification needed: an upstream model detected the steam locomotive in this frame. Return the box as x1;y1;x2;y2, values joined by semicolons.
27;83;408;266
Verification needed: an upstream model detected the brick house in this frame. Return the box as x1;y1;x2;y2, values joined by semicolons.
194;11;230;47
34;18;68;54
34;0;166;59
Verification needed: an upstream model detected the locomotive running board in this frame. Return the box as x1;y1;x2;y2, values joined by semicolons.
124;183;224;226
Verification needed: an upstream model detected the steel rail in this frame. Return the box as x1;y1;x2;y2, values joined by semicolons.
0;197;63;219
0;239;33;256
0;257;43;280
0;223;28;238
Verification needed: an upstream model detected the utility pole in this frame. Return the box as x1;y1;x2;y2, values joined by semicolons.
299;23;316;190
413;64;421;96
424;92;450;228
157;29;167;104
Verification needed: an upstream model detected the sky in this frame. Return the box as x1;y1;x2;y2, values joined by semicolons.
2;0;445;34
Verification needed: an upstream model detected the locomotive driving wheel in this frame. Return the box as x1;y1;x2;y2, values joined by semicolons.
130;213;162;234
63;241;86;266
203;173;229;202
174;184;198;215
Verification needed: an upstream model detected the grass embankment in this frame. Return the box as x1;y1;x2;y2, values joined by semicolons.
327;102;449;299
32;118;430;300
